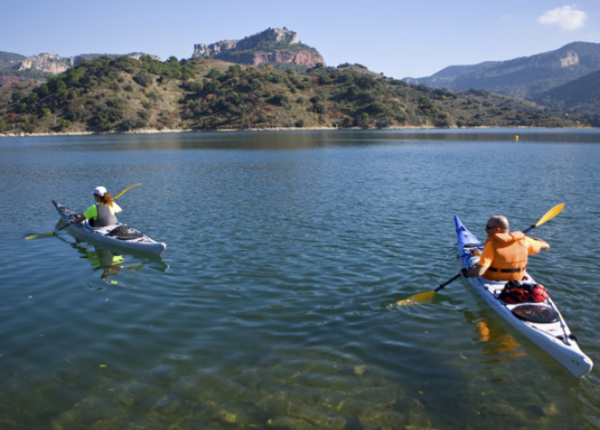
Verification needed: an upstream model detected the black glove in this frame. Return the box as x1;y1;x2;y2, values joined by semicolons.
460;267;469;277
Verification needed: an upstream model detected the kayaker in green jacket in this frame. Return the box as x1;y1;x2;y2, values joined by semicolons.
71;186;122;228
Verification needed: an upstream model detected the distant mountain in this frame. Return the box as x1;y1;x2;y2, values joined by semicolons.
533;69;600;113
404;42;600;101
192;28;325;71
0;51;27;71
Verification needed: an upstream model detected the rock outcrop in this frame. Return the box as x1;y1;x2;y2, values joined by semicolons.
19;54;74;75
192;27;325;67
249;50;323;67
17;53;161;75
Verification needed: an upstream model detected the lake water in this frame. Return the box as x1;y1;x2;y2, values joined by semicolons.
1;129;599;429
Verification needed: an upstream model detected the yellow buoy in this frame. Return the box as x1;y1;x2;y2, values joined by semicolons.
515;135;519;141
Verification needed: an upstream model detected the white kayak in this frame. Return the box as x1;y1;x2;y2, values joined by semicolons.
455;215;593;378
53;200;166;256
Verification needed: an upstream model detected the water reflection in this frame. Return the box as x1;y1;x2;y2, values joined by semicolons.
464;309;525;364
55;232;168;283
82;247;125;283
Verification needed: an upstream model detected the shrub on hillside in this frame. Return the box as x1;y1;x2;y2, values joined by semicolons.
133;71;154;88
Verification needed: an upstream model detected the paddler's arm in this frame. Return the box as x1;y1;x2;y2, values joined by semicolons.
462;265;487;278
71;214;87;224
528;237;550;251
71;206;97;224
462;241;493;278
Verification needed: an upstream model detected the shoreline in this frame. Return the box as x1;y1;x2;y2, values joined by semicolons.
0;124;594;138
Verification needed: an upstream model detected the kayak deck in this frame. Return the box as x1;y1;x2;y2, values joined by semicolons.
53;200;166;256
455;215;593;378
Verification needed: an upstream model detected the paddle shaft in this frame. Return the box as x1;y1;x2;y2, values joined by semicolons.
54;223;71;234
435;273;462;292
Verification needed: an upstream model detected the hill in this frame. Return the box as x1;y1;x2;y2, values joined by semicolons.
0;51;27;71
0;55;580;135
533;70;600;113
404;42;600;102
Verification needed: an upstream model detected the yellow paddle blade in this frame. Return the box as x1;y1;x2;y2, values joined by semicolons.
396;290;436;306
535;203;564;228
25;232;55;240
114;183;142;199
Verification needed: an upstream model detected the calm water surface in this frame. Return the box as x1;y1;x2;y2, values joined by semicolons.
1;129;599;429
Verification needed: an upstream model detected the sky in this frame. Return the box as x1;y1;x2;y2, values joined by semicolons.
2;0;599;79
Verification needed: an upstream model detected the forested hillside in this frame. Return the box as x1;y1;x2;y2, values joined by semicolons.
0;55;581;135
534;70;600;113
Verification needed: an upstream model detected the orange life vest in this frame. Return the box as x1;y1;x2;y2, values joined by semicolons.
482;231;528;281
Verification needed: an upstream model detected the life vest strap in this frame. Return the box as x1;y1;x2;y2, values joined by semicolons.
488;267;525;273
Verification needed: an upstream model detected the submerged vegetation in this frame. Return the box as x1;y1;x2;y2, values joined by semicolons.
0;54;582;135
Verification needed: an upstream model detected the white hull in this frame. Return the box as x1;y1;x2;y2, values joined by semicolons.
53;201;166;256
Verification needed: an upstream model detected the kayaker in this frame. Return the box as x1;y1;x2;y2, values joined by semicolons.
70;186;122;228
462;215;549;281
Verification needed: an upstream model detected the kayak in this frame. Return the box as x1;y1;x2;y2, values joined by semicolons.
52;200;166;256
455;216;593;378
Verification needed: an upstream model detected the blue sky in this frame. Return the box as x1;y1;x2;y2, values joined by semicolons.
2;0;599;79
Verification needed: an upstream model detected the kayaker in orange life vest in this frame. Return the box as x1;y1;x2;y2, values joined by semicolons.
462;215;550;281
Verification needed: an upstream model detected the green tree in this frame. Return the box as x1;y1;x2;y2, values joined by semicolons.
181;66;196;81
12;92;26;103
207;68;222;79
133;71;154;87
418;96;432;109
227;64;243;76
37;84;49;97
161;57;182;79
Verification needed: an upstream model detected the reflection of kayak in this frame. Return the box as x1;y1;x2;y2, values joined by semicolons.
455;215;593;378
53;201;166;256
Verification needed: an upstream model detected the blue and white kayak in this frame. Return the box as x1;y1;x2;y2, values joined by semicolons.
455;215;593;378
53;200;166;256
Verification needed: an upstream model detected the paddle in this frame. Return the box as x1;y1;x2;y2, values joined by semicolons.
24;223;71;239
395;203;565;306
522;203;564;234
113;183;142;199
25;183;142;240
395;273;462;306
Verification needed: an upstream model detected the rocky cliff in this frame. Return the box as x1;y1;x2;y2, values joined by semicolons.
17;53;161;75
192;27;325;67
19;54;74;75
